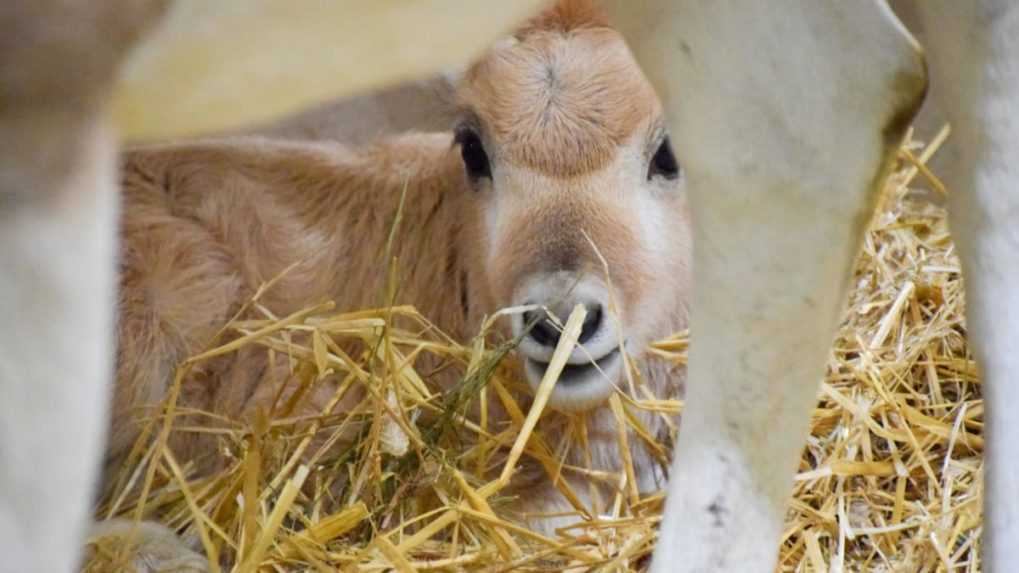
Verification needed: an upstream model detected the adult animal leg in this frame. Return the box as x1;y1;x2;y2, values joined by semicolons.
602;2;927;570
916;3;1019;569
0;3;164;570
0;113;121;573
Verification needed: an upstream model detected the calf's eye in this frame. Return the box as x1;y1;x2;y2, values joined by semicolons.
454;127;492;181
648;136;680;181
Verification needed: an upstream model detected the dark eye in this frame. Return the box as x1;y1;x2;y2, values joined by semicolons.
648;136;680;181
454;126;492;181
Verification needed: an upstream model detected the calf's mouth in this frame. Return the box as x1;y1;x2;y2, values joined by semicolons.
521;345;623;411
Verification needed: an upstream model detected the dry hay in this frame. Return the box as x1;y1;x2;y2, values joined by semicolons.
85;124;981;572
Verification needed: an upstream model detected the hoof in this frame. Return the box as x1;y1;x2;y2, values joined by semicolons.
83;519;209;573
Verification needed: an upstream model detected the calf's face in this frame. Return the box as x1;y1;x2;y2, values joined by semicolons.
454;27;692;411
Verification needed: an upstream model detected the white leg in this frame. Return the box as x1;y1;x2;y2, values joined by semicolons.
0;113;119;571
916;3;1019;569
0;4;164;570
602;2;926;570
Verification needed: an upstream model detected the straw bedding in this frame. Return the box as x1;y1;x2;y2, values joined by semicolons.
84;125;981;572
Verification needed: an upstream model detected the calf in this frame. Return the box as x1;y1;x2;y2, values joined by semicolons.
104;6;691;559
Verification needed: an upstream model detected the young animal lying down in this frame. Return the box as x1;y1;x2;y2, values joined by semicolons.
96;3;692;567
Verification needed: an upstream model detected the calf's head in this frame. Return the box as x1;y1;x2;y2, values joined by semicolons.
452;4;692;411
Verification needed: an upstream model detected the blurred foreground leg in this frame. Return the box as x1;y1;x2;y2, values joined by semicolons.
602;2;927;570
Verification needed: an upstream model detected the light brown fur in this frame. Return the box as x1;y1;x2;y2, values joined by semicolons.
459;23;659;178
107;0;691;533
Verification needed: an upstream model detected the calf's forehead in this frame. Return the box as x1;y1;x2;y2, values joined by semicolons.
458;29;661;179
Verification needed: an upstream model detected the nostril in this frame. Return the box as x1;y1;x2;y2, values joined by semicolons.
523;310;561;348
578;305;603;344
523;304;604;349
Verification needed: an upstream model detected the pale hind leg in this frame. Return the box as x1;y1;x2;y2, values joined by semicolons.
601;1;927;570
915;2;1019;568
85;519;207;573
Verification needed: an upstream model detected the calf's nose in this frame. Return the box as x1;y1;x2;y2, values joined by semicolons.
522;303;604;348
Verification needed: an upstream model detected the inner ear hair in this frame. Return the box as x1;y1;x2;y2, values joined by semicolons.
451;111;484;146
